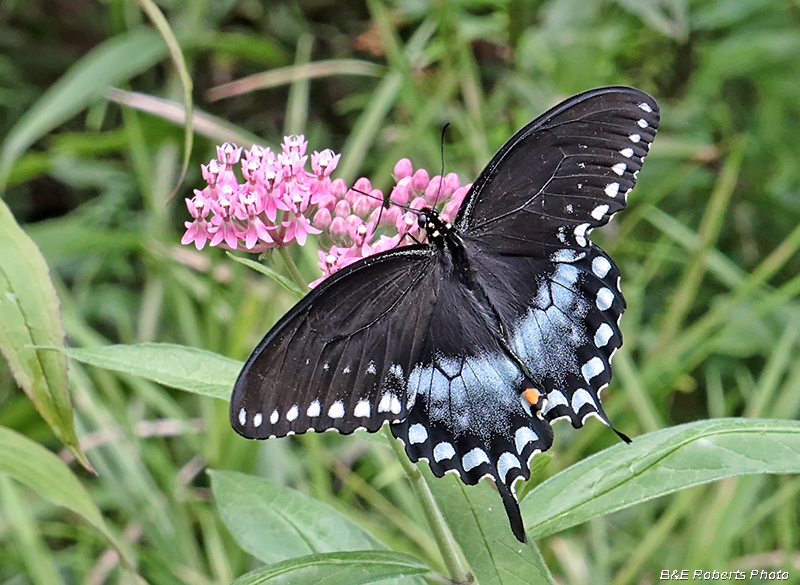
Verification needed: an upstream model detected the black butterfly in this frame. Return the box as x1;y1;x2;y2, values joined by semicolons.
230;86;659;543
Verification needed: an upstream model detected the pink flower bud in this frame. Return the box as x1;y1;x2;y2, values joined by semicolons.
411;169;429;192
334;200;351;218
390;184;409;206
314;207;332;228
410;196;427;211
353;194;372;217
329;216;348;239
345;214;362;227
393;158;413;179
369;189;385;209
444;172;460;195
425;176;444;203
353;177;371;194
331;178;348;199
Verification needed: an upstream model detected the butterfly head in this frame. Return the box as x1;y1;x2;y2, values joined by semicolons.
418;207;453;247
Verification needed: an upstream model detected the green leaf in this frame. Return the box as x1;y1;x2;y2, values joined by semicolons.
0;199;88;468
231;551;429;585
0;426;132;568
227;253;305;298
55;343;240;400
0;28;169;188
210;470;386;564
423;467;554;585
523;418;800;540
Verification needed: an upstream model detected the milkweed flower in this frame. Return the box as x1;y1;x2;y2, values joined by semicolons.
182;138;472;287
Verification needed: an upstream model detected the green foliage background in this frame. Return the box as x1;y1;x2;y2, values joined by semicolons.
2;0;800;583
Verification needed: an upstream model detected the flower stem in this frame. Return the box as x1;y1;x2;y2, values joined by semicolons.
383;427;472;584
277;247;308;291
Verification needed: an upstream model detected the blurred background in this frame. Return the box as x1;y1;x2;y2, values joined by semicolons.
1;0;800;583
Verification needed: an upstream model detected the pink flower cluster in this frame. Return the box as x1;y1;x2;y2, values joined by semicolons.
182;136;472;287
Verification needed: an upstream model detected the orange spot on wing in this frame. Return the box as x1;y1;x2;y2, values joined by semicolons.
523;388;540;406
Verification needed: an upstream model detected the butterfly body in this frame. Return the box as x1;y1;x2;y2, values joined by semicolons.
231;86;660;542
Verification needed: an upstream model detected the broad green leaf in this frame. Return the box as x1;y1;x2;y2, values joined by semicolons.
0;199;88;468
0;426;132;568
227;253;305;298
523;418;800;540
423;467;554;585
56;343;240;400
231;551;429;585
0;28;169;188
210;470;385;564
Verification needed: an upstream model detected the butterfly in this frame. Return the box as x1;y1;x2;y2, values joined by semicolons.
230;86;659;543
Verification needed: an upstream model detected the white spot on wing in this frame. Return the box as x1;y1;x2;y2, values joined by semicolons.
591;205;609;220
637;118;649;128
571;388;598;413
515;427;539;454
342;365;351;374
307;400;321;417
581;357;605;383
574;223;590;247
354;399;371;417
605;182;620;197
238;408;247;426
462;447;490;471
270;410;279;424
253;412;263;427
497;452;522;484
620;147;634;158
594;323;614;348
612;162;627;176
592;256;612;278
433;442;456;462
542;390;568;415
378;392;400;413
366;361;377;375
328;401;345;419
639;102;653;113
551;249;582;263
390;395;403;414
596;287;614;310
286;405;299;421
408;423;428;444
629;133;641;143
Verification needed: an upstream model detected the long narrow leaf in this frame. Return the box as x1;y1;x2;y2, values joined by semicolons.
231;551;429;585
522;418;800;540
0;427;132;569
56;343;240;400
0;200;88;468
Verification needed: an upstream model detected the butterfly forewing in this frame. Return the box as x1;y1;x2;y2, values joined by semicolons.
231;246;437;438
456;87;659;255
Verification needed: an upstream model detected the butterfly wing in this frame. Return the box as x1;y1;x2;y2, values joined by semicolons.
389;258;554;542
455;86;659;255
465;237;625;429
230;246;439;438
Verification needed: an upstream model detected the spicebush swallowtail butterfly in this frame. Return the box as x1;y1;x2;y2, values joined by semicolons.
231;86;659;542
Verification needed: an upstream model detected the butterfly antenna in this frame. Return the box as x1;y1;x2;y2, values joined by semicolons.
434;123;450;208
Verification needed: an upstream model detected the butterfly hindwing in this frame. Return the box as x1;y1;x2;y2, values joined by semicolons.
456;86;659;255
389;261;554;542
231;246;438;438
